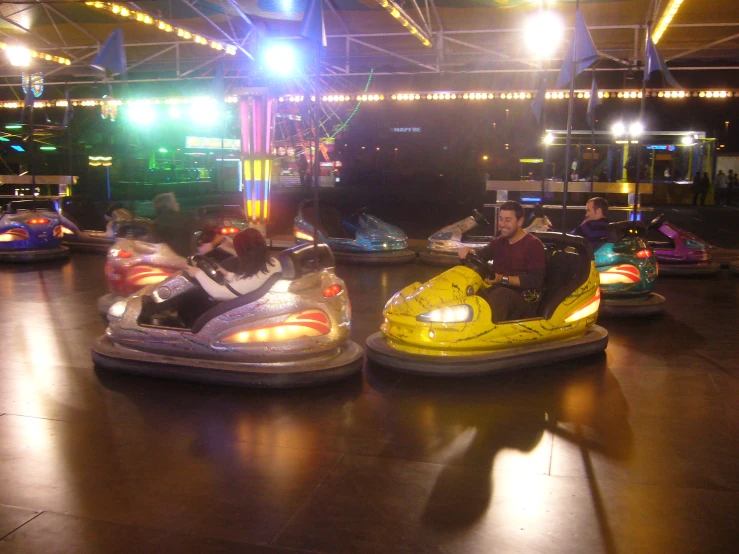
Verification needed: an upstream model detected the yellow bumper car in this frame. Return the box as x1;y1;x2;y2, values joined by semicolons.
366;232;608;375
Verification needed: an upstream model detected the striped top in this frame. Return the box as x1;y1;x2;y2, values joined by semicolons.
572;218;610;248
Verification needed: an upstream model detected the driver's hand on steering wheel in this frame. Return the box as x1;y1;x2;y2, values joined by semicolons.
458;246;473;259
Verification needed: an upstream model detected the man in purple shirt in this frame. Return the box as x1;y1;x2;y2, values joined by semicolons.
459;201;546;323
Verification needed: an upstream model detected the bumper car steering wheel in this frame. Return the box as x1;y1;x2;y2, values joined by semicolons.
649;214;666;230
188;254;226;285
461;251;492;280
472;209;490;226
349;206;369;222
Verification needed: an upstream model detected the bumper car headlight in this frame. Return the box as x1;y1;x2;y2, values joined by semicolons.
108;300;128;319
416;305;473;323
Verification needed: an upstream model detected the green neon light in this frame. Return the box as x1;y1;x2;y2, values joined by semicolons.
0;137;9;142
330;68;374;139
5;125;22;130
40;146;57;151
159;148;168;153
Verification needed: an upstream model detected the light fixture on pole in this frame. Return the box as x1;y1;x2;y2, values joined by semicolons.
7;46;31;67
262;42;297;77
523;11;564;59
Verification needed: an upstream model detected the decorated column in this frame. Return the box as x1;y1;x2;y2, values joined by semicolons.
238;88;275;235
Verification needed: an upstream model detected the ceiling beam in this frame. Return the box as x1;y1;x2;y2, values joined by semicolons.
667;32;739;61
348;38;438;72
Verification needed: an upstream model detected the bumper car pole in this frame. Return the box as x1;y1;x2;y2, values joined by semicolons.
560;1;579;233
312;40;321;269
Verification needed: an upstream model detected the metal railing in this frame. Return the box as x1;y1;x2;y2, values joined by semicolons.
483;203;655;233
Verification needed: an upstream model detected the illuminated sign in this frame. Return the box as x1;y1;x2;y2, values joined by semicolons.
646;145;676;151
520;158;544;163
185;136;241;150
392;127;422;133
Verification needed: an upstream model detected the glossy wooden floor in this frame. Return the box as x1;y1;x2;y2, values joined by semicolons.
1;242;738;553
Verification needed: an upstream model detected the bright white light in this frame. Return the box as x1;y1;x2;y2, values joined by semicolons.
523;12;564;59
543;133;555;144
188;101;220;126
168;106;181;119
611;122;626;137
681;135;695;146
263;43;296;77
127;104;156;126
629;122;644;137
108;300;127;319
7;46;31;67
417;305;473;323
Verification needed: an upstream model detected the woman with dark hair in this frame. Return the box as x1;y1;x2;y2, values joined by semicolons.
524;203;553;233
186;228;281;301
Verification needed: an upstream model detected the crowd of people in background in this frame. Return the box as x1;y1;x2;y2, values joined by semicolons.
692;169;739;207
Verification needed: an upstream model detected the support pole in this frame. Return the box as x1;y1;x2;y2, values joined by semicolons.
29;105;36;194
312;41;321;255
561;0;580;232
590;68;596;193
633;23;651;220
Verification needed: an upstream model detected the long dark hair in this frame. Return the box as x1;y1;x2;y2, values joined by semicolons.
231;228;275;278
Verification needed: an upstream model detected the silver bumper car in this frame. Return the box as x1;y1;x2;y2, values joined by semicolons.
92;243;363;387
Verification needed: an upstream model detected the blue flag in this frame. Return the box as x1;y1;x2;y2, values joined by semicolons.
644;36;680;88
556;9;599;88
531;78;547;124
91;28;127;75
586;77;601;129
300;0;327;47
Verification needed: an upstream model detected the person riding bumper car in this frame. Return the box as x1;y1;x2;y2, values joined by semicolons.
419;209;494;266
60;200;146;253
596;221;665;317
647;214;720;276
96;219;235;315
91;243;363;387
366;232;608;376
293;201;416;264
0;199;69;262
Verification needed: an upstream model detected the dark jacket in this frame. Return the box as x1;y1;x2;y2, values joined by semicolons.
572;217;610;249
152;210;196;258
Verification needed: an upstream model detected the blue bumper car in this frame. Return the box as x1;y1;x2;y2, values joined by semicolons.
596;221;664;317
0;199;69;262
293;201;416;264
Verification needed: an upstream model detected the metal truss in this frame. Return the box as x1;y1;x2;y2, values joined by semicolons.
0;0;737;90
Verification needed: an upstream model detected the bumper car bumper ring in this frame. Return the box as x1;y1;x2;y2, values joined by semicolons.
365;326;609;376
91;335;364;388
